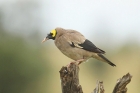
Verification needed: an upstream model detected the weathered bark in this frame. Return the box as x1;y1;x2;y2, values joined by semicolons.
112;73;132;93
59;63;132;93
92;81;104;93
59;63;83;93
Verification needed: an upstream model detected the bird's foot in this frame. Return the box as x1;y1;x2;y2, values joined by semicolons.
67;59;85;68
67;62;76;68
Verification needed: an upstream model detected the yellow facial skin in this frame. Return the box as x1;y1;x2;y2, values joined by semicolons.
50;29;57;37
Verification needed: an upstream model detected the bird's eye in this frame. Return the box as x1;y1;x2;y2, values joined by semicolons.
50;33;53;35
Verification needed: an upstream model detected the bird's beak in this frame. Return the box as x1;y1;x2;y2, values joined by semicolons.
41;37;49;43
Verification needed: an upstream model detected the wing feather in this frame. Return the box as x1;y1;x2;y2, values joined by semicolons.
79;39;105;54
63;30;105;54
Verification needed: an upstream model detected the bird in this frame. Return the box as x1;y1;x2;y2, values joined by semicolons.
42;27;116;67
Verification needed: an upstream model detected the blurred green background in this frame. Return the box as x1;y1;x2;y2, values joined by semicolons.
0;0;140;93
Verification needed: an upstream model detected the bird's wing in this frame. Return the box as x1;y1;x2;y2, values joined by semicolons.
64;30;105;54
78;39;105;53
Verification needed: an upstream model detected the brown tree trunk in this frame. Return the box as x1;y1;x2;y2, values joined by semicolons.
59;63;83;93
59;63;132;93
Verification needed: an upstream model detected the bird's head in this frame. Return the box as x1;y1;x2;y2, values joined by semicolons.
42;29;57;43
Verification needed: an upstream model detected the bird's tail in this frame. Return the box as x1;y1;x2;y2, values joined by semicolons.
94;54;116;67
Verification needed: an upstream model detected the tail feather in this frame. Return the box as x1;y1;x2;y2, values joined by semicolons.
97;54;116;67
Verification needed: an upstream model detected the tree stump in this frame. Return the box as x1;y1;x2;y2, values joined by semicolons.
59;63;83;93
59;63;132;93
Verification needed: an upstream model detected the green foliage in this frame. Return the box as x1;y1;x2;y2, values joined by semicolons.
0;30;51;93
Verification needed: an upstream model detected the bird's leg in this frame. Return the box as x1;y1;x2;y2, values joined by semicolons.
67;61;76;68
76;56;86;65
67;59;85;68
76;59;85;65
